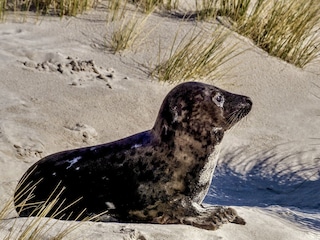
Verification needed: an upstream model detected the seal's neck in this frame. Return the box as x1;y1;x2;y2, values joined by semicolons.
153;118;224;156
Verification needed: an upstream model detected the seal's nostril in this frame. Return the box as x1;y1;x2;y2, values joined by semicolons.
239;97;252;109
244;97;252;107
238;97;252;115
246;98;252;107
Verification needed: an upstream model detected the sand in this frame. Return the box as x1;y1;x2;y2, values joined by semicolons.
0;2;319;239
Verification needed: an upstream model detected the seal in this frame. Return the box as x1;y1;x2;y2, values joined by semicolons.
14;81;252;230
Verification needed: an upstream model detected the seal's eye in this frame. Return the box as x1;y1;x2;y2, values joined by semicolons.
212;93;225;108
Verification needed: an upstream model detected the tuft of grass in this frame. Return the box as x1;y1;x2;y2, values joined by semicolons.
106;0;129;22
106;10;151;53
162;0;179;11
215;0;250;24
1;0;97;19
151;26;238;83
244;0;320;67
128;0;179;13
195;0;217;21
216;0;320;67
105;0;180;22
131;0;161;13
0;177;104;240
56;0;97;16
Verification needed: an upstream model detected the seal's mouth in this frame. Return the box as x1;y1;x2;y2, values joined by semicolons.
225;97;252;129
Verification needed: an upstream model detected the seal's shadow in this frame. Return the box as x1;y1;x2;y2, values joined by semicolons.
204;144;320;230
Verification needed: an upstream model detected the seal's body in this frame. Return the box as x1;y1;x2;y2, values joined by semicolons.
14;82;252;230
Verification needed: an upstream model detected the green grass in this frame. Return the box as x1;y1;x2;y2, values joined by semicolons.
152;26;237;83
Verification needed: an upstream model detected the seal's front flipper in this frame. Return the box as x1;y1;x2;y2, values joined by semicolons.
179;206;245;230
151;203;245;230
206;206;246;225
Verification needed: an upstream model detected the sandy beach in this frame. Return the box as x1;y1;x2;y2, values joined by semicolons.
0;1;319;239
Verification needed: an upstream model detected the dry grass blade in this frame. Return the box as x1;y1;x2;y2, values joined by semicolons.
129;0;164;13
215;0;250;23
195;0;217;21
0;172;103;240
0;198;14;221
57;0;95;16
106;10;151;53
106;0;129;22
0;0;6;20
106;0;179;21
152;26;238;83
162;0;179;11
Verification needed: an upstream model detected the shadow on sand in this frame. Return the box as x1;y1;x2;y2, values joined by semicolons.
204;143;320;230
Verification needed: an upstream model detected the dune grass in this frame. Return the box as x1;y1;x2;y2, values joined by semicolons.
0;0;97;18
195;0;217;21
105;0;320;81
151;26;237;83
237;0;320;67
131;0;162;13
215;0;250;24
0;178;103;240
0;0;319;70
106;0;179;17
130;0;179;12
106;0;129;22
214;0;320;68
0;198;76;239
0;0;5;20
104;0;320;70
103;2;239;81
106;10;152;53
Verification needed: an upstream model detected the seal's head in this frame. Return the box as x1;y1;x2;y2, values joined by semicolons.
153;82;252;145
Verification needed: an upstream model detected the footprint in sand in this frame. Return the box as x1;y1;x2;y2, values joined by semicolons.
119;227;147;240
64;123;98;144
0;92;45;161
22;53;113;88
2;123;45;162
13;141;44;160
